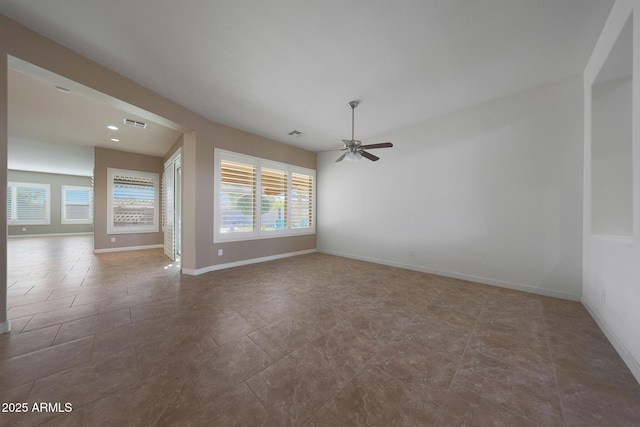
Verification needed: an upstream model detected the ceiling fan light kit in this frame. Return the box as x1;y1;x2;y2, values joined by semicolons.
345;150;362;162
335;101;393;163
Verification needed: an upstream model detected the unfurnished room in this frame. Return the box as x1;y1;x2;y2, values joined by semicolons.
0;1;639;426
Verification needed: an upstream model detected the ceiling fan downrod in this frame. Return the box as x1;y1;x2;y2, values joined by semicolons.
349;100;358;143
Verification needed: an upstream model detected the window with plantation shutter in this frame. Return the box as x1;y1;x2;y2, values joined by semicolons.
291;172;313;229
214;149;315;242
61;185;93;224
7;182;51;225
6;185;12;222
220;159;257;234
107;168;159;234
261;166;288;231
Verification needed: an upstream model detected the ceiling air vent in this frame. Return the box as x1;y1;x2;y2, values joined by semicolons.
124;118;147;129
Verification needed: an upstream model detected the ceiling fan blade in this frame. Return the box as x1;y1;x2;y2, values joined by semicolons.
359;142;393;150
335;152;348;162
360;150;380;161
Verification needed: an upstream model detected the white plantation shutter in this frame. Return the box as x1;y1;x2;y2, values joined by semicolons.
91;175;94;221
220;159;256;234
107;169;159;234
6;185;12;222
113;175;155;226
16;185;48;222
61;185;93;224
291;172;313;229
7;182;51;225
214;149;315;242
163;163;175;260
261;166;288;230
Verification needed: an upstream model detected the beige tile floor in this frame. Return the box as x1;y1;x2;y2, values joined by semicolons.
1;235;639;426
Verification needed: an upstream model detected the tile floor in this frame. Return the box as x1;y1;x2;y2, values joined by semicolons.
1;236;640;426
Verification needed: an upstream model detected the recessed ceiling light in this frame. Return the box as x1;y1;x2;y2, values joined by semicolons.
107;125;119;131
55;86;71;93
110;138;120;142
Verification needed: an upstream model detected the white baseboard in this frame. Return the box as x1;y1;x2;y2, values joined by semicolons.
430;267;580;301
0;320;11;334
8;232;93;238
318;249;580;301
582;298;640;384
94;244;163;254
182;249;317;276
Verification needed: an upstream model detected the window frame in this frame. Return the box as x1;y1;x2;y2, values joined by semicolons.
107;168;159;235
7;181;51;226
61;185;93;225
214;149;316;243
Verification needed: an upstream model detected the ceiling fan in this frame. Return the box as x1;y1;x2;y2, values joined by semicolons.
334;101;393;162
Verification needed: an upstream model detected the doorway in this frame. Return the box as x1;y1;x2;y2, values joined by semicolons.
163;149;182;261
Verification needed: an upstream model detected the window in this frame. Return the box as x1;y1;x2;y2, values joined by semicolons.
61;185;93;224
7;182;51;225
261;166;288;230
291;172;314;229
219;156;257;234
107;168;159;234
214;149;315;242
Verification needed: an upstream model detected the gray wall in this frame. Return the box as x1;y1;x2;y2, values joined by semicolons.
318;75;584;301
93;147;163;251
8;169;93;236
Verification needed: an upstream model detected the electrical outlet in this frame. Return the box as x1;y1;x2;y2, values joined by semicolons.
22;227;26;232
218;249;223;256
601;289;606;304
111;237;116;243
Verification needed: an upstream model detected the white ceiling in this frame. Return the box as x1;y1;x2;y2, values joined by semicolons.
0;0;614;163
8;61;184;176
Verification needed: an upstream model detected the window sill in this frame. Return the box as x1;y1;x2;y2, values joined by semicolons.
214;229;315;244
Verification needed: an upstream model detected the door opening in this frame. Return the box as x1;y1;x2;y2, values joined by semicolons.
163;150;182;261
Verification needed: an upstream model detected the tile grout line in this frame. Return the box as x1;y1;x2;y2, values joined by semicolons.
539;298;568;425
182;359;206;409
244;379;280;425
443;294;561;426
435;294;488;425
244;289;387;425
88;334;96;361
247;375;282;422
49;323;63;348
19;304;103;335
299;292;436;426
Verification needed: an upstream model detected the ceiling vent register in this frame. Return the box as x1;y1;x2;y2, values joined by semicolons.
124;118;147;129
